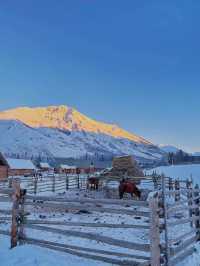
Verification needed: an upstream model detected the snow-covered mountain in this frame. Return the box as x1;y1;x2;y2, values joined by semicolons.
0;106;165;164
159;144;180;154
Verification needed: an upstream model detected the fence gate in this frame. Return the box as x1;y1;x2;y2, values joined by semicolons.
160;175;200;266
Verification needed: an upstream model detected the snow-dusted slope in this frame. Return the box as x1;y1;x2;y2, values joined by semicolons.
0;106;165;163
159;145;180;153
0;106;150;144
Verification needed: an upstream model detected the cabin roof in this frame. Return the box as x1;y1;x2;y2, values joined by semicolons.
60;164;76;170
40;162;50;168
6;158;36;170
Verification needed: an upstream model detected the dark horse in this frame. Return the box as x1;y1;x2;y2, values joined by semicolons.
87;177;99;190
119;179;141;199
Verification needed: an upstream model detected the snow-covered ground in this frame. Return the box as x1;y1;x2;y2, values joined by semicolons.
146;164;200;185
0;235;110;266
1;165;200;266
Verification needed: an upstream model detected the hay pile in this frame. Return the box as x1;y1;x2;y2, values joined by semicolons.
104;156;144;178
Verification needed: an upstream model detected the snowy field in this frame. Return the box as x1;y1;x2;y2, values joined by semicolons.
146;164;200;185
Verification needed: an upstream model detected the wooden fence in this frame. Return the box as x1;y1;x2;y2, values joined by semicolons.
0;175;200;265
4;174;88;194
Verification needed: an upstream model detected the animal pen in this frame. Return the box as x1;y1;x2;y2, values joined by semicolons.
0;175;200;266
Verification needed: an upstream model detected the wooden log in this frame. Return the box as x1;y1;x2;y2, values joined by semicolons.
23;236;150;261
167;216;200;227
25;195;149;207
26;224;150;252
24;238;149;266
167;203;200;214
11;181;21;248
169;229;196;245
149;195;160;266
25;201;150;217
170;235;197;256
170;246;195;266
26;220;150;229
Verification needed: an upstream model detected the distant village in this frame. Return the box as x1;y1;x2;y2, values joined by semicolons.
0;152;98;180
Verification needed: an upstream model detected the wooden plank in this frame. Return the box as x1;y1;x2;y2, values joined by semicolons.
26;195;149;207
0;209;12;214
161;174;170;266
24;237;150;261
149;196;160;266
170;235;197;256
25;201;150;217
0;188;13;194
26;224;150;252
167;216;199;227
169;229;196;245
11;181;21;248
170;246;195;266
26;220;150;229
167;204;199;214
0;229;10;236
25;239;149;266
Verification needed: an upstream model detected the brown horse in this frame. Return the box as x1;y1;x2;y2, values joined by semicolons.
119;179;141;199
87;177;99;190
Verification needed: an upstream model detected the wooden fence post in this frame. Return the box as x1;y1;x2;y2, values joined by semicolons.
161;174;170;266
9;178;12;189
149;194;161;266
175;179;180;202
66;174;69;190
187;179;193;227
52;174;55;193
152;172;158;190
19;188;27;245
77;174;80;189
168;178;173;192
11;181;21;249
194;184;200;240
34;177;38;195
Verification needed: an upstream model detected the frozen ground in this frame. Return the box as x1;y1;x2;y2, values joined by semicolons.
1;165;200;265
0;235;110;266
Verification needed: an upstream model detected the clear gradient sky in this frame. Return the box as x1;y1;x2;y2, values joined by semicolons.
0;1;199;152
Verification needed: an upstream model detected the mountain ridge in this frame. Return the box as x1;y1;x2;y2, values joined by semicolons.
0;105;151;145
0;106;165;166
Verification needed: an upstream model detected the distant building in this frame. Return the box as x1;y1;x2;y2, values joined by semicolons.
39;162;51;171
0;153;36;180
59;164;77;174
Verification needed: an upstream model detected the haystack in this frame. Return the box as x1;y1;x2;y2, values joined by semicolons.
103;156;144;178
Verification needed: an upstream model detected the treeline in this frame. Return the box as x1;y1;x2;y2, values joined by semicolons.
168;150;200;165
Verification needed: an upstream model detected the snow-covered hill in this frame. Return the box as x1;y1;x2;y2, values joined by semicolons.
0;106;165;164
159;144;180;153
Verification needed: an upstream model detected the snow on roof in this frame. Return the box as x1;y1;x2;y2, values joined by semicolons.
40;162;50;168
60;164;76;169
6;158;36;170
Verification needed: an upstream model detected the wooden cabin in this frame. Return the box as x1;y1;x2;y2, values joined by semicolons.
0;154;37;180
7;158;37;177
0;153;9;180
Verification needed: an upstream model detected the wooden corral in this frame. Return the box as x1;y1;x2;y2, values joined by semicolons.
0;175;200;266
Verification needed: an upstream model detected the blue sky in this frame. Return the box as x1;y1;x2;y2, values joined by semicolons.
0;1;199;152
